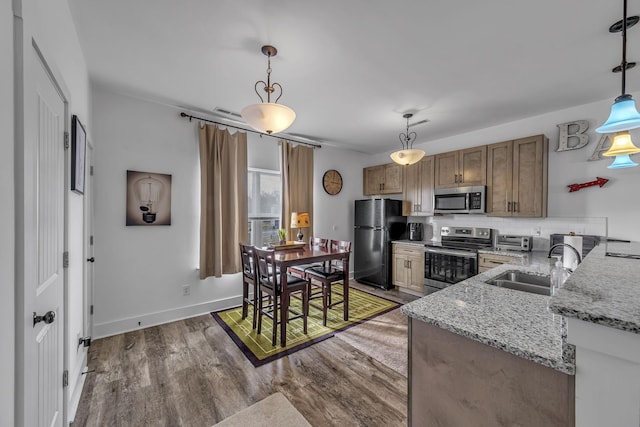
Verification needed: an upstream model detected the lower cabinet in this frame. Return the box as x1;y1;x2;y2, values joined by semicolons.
392;243;424;294
478;252;520;273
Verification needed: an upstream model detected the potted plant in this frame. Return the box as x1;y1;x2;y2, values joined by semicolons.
277;228;287;245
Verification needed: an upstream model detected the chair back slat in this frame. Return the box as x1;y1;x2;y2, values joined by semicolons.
239;243;254;277
330;240;351;252
309;237;328;249
253;247;278;290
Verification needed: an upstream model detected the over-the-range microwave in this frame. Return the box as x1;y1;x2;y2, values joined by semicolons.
434;186;486;214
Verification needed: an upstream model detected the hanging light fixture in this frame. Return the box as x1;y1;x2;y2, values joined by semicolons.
596;0;640;166
241;45;296;135
390;113;425;166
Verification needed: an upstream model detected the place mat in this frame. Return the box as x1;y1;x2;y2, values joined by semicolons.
212;284;399;367
269;242;305;250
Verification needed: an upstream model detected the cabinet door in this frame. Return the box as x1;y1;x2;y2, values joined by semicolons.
513;135;547;217
434;151;459;189
363;165;385;195
459;146;487;187
407;253;425;292
419;156;435;214
383;163;403;194
392;252;408;287
486;141;513;216
403;161;421;215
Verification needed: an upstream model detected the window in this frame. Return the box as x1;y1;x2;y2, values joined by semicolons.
248;168;281;247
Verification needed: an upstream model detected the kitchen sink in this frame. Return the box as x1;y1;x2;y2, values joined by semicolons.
485;270;551;295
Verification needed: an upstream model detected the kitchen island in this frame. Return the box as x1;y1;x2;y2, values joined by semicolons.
402;251;575;426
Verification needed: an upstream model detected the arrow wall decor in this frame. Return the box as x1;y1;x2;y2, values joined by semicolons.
567;177;609;192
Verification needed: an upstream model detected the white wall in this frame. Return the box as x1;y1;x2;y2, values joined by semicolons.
370;94;640;241
2;2;15;424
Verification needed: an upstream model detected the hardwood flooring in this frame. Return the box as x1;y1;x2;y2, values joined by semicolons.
72;283;418;427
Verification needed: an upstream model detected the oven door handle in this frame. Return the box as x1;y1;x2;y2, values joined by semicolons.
425;247;477;258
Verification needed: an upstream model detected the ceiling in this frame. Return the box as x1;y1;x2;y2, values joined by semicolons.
68;0;640;153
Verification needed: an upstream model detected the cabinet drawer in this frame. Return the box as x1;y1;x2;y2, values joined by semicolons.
393;244;424;256
478;253;518;268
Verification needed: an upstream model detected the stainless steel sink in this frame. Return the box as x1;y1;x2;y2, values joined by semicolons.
485;270;551;295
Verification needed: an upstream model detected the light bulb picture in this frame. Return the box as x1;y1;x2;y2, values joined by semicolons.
126;170;172;226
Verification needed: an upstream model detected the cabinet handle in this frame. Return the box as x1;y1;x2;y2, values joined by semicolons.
514;201;518;212
454;174;458;183
459;174;463;183
507;201;512;212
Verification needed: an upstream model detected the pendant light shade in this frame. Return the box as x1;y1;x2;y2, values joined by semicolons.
602;131;640;156
607;154;639;168
390;113;425;166
241;102;296;135
240;45;296;134
596;95;640;133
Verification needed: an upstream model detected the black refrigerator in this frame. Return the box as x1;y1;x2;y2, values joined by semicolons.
354;199;406;289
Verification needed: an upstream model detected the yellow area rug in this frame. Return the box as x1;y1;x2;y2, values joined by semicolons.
212;284;399;367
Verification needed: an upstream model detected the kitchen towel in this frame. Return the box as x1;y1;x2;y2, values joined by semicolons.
564;235;583;270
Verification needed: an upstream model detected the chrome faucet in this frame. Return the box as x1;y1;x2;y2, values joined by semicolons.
548;243;582;271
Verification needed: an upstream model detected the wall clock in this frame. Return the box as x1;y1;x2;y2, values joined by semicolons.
322;169;343;195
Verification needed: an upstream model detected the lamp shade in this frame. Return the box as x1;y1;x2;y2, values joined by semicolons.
596;96;640;133
607;154;639;169
602;131;640;156
390;149;425;166
290;212;310;228
241;102;296;134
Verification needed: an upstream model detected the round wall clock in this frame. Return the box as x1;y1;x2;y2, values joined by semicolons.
322;169;343;195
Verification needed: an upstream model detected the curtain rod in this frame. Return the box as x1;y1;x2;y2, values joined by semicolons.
179;112;322;149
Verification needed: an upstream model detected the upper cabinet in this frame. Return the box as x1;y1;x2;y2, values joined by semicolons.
363;163;403;195
402;156;435;216
486;135;548;217
434;146;487;189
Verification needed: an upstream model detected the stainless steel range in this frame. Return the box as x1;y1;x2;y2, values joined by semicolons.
424;226;494;294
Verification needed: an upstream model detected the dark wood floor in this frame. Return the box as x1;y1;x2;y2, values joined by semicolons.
72;283;418;427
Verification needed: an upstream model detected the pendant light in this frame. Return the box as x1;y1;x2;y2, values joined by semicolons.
596;0;640;165
607;153;639;169
241;45;296;135
390;113;425;166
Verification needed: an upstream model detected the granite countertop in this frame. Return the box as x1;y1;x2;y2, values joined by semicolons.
401;252;576;375
549;243;640;334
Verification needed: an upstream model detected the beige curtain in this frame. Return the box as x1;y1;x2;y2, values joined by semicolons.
198;124;248;279
280;141;314;241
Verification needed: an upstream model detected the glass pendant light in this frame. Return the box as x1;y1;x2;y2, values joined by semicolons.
597;0;640;162
241;45;296;135
390;113;425;166
608;154;638;168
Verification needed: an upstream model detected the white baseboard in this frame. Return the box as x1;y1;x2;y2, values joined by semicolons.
93;295;243;339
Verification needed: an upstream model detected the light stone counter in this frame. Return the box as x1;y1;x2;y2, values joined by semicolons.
401;251;576;374
549;243;640;334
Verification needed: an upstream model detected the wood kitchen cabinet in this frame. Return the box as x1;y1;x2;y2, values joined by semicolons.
402;155;434;216
363;163;403;195
486;135;548;217
434;146;486;189
478;252;520;273
392;243;424;295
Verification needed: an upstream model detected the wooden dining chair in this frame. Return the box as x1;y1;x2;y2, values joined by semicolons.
305;240;351;326
253;247;309;346
288;237;329;279
239;243;257;329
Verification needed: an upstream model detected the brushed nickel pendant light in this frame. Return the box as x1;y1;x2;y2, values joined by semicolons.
390;113;425;166
241;45;296;135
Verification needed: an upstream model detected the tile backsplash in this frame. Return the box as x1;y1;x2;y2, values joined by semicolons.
421;215;608;251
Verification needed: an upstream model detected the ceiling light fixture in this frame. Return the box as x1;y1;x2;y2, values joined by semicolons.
607;153;639;169
241;45;296;135
390;113;425;166
596;0;640;165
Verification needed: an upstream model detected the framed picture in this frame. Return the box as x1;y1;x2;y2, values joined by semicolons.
126;170;172;226
71;115;86;194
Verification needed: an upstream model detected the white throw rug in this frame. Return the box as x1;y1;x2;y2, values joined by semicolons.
213;392;311;427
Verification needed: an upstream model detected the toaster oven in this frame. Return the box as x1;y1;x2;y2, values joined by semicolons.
494;234;532;252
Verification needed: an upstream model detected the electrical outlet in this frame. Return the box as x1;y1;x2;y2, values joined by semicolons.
182;284;191;296
532;226;541;236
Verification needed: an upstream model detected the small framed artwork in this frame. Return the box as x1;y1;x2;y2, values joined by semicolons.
126;170;172;226
71;115;86;194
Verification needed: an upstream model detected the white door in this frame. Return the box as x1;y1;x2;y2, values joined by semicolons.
18;45;66;427
84;143;95;339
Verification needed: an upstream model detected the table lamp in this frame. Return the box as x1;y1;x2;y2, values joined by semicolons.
290;212;310;242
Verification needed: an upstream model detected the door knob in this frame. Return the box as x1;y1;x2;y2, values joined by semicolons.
87;257;95;263
33;311;55;327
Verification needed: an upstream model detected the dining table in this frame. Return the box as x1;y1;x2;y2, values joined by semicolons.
272;244;351;347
